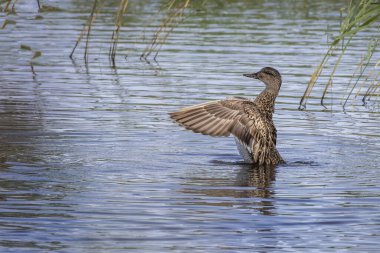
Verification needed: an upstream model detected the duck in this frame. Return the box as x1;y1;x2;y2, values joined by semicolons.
169;67;284;166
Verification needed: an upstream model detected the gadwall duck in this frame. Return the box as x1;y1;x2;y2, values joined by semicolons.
170;67;284;166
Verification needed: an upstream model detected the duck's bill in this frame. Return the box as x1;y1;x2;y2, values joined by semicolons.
243;73;258;79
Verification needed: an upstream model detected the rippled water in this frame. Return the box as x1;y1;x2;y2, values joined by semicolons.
1;0;380;252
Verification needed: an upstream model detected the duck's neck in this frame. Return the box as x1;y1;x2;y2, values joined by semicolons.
254;88;278;118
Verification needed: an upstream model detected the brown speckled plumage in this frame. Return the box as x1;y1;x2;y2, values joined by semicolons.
169;67;284;166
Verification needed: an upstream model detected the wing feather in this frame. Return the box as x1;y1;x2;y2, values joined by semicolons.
169;97;280;165
170;99;245;137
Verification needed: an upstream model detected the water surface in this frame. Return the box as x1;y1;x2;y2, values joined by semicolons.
1;0;380;252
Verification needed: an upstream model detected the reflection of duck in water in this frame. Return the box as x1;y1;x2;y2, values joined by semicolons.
170;67;284;166
237;165;277;215
180;165;277;215
235;165;276;198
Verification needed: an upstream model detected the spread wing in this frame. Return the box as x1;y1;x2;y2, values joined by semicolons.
169;97;278;165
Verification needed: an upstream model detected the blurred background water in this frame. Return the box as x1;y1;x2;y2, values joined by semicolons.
0;0;379;252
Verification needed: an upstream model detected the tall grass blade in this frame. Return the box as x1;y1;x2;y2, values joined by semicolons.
84;0;98;64
343;38;378;109
1;0;16;13
109;0;129;68
299;46;333;109
140;0;190;62
363;60;380;102
70;0;104;62
321;36;352;107
300;0;380;109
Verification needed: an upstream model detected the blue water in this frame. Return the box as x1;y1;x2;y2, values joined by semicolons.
1;0;379;252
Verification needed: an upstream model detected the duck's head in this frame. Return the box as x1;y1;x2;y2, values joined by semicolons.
243;67;282;93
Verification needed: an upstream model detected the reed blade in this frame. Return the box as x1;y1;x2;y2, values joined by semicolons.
300;0;380;109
